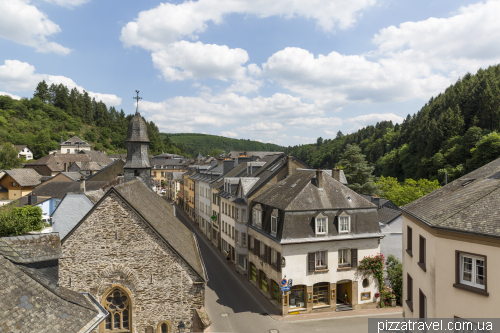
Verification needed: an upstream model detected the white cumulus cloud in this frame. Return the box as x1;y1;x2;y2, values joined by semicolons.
0;0;71;55
0;91;21;100
0;60;122;106
43;0;91;8
221;131;238;138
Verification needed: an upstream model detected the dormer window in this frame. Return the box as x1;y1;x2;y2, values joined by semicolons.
339;215;350;234
253;204;262;229
271;216;277;235
315;214;327;236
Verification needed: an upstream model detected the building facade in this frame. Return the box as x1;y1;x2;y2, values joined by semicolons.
248;169;382;315
60;136;91;154
401;157;500;319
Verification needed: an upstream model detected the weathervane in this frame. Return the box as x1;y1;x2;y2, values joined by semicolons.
133;90;142;115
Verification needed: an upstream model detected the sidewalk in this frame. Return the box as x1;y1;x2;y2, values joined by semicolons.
171;200;403;323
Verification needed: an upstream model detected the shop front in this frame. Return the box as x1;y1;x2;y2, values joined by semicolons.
313;282;330;307
272;280;281;304
289;285;306;310
260;271;268;292
250;263;257;283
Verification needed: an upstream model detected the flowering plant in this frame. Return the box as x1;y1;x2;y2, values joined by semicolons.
356;253;385;293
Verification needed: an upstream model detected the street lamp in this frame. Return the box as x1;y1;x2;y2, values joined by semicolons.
178;320;185;333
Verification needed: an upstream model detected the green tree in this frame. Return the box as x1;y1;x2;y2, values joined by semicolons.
33;80;50;103
376;176;441;206
386;255;403;303
467;132;500;171
0;206;45;237
338;144;379;195
0;143;24;169
208;148;223;157
316;137;323;146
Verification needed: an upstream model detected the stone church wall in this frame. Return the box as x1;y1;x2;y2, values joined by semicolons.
59;192;203;332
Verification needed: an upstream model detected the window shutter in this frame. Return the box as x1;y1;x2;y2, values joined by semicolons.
277;252;281;272
267;246;271;265
255;239;260;257
351;249;358;267
308;252;315;272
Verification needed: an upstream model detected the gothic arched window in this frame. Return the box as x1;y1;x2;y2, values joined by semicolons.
157;321;171;333
103;288;131;332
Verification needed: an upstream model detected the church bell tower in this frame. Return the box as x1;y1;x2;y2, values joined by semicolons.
124;90;151;187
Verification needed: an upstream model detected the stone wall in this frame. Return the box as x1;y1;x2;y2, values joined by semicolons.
59;192;204;333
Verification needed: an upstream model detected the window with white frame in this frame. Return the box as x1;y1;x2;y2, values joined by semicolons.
242;209;246;223
459;253;485;289
236;208;239;221
316;251;326;269
235;230;239;244
338;249;350;265
339;215;350;234
315;216;327;235
271;216;277;236
253;205;262;228
241;233;247;247
272;249;278;265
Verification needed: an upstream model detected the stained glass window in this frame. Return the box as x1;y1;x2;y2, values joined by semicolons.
103;288;131;332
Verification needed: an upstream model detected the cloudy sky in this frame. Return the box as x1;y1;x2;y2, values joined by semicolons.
1;0;499;146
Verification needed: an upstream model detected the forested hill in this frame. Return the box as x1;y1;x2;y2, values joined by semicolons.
165;133;284;157
0;81;186;159
285;64;500;184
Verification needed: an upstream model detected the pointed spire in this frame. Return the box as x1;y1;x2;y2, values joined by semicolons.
133;90;142;115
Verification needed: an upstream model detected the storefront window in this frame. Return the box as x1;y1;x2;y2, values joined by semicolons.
251;265;257;282
260;271;268;292
289;286;305;309
313;282;329;306
272;281;281;304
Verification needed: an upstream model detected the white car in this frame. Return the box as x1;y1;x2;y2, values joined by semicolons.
160;189;166;194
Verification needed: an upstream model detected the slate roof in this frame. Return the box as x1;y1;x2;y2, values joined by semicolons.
31;181;109;199
84;190;105;204
377;207;402;225
28;154;92;172
0;145;31;153
61;135;91;146
0;233;62;264
254;169;375;211
126;113;150;142
60;172;85;181
3;168;43;187
166;172;185;181
81;150;113;166
65;180;206;281
0;233;106;333
86;159;123;181
7;195;51;209
72;161;102;172
402;157;500;237
109;153;127;161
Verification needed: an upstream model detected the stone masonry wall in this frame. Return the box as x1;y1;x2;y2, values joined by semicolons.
59;192;203;333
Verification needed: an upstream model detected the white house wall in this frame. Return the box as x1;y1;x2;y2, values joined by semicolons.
282;237;380;304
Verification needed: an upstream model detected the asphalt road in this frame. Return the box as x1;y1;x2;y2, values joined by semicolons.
172;203;400;333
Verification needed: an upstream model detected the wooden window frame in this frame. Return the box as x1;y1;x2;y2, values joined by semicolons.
271;216;277;236
418;235;426;272
361;292;371;300
406;226;413;257
339;215;350;234
315;216;327;235
453;250;489;296
338;248;350;268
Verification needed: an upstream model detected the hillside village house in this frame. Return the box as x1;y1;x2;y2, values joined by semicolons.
0;168;43;199
165;171;184;204
185;170;196;220
247;169;382;315
59;135;91;154
25;150;112;176
217;154;309;273
401;157;500;319
0;144;34;161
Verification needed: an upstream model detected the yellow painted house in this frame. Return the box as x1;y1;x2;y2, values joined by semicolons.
0;169;43;200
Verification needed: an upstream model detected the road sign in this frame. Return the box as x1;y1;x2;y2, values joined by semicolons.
281;287;290;291
288;279;293;287
280;279;287;286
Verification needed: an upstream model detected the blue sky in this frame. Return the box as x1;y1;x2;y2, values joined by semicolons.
1;0;499;146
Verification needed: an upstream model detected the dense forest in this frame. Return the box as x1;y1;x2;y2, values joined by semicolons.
0;81;186;159
165;133;283;157
286;64;500;184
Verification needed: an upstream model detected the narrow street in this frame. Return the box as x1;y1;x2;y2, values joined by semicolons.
170;201;401;333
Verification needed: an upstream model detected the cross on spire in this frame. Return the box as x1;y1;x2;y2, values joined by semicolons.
133;90;142;115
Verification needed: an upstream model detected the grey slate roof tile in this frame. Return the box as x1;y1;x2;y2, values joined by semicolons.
3;169;43;187
402;156;500;237
0;233;62;264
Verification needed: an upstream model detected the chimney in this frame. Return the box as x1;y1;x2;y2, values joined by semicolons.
217;157;224;166
28;192;37;205
80;175;86;193
316;169;323;188
333;167;340;182
223;160;234;174
287;155;293;176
